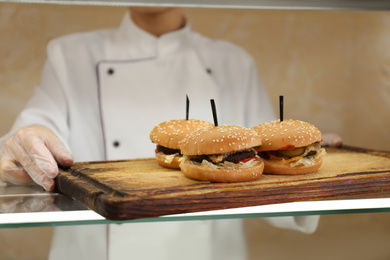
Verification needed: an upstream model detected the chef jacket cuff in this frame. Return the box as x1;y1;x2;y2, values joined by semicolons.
263;215;320;234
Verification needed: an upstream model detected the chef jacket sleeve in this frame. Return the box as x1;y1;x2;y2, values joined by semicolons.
8;56;71;152
263;215;320;234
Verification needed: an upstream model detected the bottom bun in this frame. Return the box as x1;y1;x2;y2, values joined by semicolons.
264;157;322;175
155;153;181;169
179;160;264;183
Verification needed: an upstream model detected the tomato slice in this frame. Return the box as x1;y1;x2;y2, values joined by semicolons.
279;145;296;150
240;157;258;163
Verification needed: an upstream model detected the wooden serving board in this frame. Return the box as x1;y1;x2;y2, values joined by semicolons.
56;146;390;220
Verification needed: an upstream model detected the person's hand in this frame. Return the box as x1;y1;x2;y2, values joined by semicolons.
0;125;73;191
321;133;343;147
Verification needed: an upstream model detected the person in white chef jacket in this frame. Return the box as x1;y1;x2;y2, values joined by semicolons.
0;7;324;260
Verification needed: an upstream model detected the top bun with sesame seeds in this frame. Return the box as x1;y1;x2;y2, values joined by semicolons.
150;119;214;169
252;119;326;175
179;124;264;182
253;119;322;152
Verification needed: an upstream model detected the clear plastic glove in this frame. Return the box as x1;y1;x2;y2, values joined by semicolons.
0;125;73;191
321;133;343;147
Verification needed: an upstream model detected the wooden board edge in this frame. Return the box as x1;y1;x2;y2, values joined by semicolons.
55;169;105;212
94;174;390;220
334;145;390;158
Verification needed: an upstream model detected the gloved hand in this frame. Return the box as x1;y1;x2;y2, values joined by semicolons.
321;133;343;147
0;125;73;191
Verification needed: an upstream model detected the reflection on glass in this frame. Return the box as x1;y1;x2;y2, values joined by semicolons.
0;185;88;214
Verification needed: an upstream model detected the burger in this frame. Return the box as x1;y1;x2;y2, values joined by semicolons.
150;119;213;169
179;124;264;182
252;119;326;175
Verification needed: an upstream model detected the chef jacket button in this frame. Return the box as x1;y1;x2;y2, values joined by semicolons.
113;141;120;147
107;68;114;75
206;68;212;74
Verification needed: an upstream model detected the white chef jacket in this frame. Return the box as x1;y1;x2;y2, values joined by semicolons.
9;12;318;260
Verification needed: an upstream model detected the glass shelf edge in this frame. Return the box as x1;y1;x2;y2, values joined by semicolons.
2;0;390;11
2;197;390;229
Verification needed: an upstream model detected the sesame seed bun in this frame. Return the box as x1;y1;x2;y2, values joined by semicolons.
179;124;264;182
180;124;262;156
180;159;264;182
263;156;322;175
252;119;322;152
150;119;213;169
155;153;182;169
150;119;214;150
252;119;324;175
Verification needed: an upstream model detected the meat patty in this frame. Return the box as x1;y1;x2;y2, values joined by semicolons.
156;145;181;155
187;149;256;164
222;149;256;163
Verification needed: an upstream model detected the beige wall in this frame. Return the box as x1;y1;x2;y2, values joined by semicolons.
1;4;389;150
1;3;390;260
187;9;390;151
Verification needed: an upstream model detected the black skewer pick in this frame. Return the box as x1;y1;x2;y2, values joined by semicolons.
279;95;284;122
186;95;190;120
210;99;218;126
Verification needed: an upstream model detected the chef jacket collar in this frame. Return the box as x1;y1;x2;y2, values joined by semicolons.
113;12;193;60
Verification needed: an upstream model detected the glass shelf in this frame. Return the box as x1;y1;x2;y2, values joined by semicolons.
2;0;390;10
1;0;390;229
2;184;390;229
